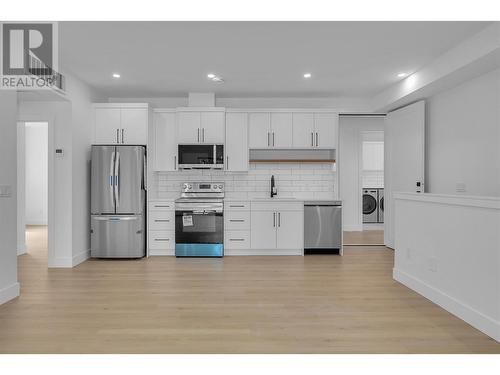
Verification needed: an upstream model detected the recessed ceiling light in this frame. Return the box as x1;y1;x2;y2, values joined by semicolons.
303;73;312;78
207;73;224;83
112;73;121;78
397;73;407;78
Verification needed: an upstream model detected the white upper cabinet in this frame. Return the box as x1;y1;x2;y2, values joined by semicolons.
225;113;248;171
248;112;293;148
177;110;225;144
121;108;148;145
292;113;315;148
201;111;225;143
314;113;338;148
94;107;121;144
152;111;177;171
248;113;271;148
270;113;293;148
291;112;338;149
93;104;148;145
177;111;201;144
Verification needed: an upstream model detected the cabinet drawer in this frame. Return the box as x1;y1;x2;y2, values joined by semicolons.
149;230;174;250
148;201;174;211
225;211;250;230
225;201;250;211
149;210;175;230
225;231;250;249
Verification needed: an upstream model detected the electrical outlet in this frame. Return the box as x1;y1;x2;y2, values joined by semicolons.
429;257;438;272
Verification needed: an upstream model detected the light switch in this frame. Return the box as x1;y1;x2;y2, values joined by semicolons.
0;185;12;197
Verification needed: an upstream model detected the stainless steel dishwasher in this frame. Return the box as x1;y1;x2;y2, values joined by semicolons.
304;201;342;255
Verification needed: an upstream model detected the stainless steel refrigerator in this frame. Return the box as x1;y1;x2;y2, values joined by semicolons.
90;145;146;258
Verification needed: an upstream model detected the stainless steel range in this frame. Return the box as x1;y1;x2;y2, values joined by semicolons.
175;182;224;257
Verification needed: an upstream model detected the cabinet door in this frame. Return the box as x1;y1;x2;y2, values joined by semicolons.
121;108;148;145
250;211;276;249
225;113;248;171
94;108;120;144
248;113;270;148
314;113;338;148
201;111;225;143
153;112;177;171
292;113;315;148
177;112;201;143
276;210;303;249
270;113;293;148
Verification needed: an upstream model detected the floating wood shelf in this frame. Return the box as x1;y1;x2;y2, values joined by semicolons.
249;159;336;163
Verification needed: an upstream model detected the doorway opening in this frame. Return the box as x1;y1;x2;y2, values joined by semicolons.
18;122;49;265
358;131;384;245
338;115;385;247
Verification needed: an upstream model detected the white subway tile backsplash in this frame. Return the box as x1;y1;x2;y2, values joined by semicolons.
153;163;336;200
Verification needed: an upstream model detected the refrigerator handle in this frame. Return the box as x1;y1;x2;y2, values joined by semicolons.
115;151;120;209
110;151;115;206
142;153;147;190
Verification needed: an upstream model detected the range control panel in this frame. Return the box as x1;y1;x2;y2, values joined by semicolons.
181;182;225;193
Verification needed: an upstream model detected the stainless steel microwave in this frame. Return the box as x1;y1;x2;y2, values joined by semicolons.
178;144;224;169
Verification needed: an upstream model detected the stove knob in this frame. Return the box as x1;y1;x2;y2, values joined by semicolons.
218;184;223;189
183;184;188;189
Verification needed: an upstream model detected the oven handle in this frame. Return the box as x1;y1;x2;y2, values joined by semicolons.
177;209;223;214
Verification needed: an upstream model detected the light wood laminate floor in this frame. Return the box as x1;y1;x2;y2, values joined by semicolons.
1;225;499;353
344;230;384;246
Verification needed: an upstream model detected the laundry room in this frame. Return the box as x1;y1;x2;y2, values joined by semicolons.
339;115;385;246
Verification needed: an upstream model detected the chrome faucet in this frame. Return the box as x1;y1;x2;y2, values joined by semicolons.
271;175;278;198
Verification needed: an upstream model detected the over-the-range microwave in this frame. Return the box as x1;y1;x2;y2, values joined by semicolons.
178;144;224;169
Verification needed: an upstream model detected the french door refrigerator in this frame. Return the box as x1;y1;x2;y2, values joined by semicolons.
90;145;146;258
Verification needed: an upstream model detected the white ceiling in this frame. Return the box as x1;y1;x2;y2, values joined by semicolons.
59;21;490;98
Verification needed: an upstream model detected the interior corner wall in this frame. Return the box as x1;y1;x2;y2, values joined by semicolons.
426;68;500;197
339;116;385;231
0;91;20;304
64;71;103;266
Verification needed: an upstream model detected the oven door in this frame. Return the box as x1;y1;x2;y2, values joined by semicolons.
175;204;224;257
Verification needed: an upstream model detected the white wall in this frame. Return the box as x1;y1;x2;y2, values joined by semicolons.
339;116;384;231
0;91;20;305
426;68;500;197
25;122;48;225
17;122;26;255
108;96;373;112
394;192;500;342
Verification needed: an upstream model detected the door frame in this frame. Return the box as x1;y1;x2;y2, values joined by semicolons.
17;115;55;267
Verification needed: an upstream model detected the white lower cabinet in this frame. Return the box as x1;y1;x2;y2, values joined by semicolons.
248;201;304;255
250;210;277;249
148;200;175;256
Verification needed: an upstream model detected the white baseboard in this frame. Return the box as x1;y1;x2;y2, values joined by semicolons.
149;249;175;256
17;243;27;256
72;250;90;267
343;225;363;232
225;249;303;256
393;268;500;342
0;282;20;305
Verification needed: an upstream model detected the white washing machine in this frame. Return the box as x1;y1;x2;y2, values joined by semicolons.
362;189;379;223
377;188;384;223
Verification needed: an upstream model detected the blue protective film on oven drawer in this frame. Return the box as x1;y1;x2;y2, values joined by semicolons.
175;243;224;257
